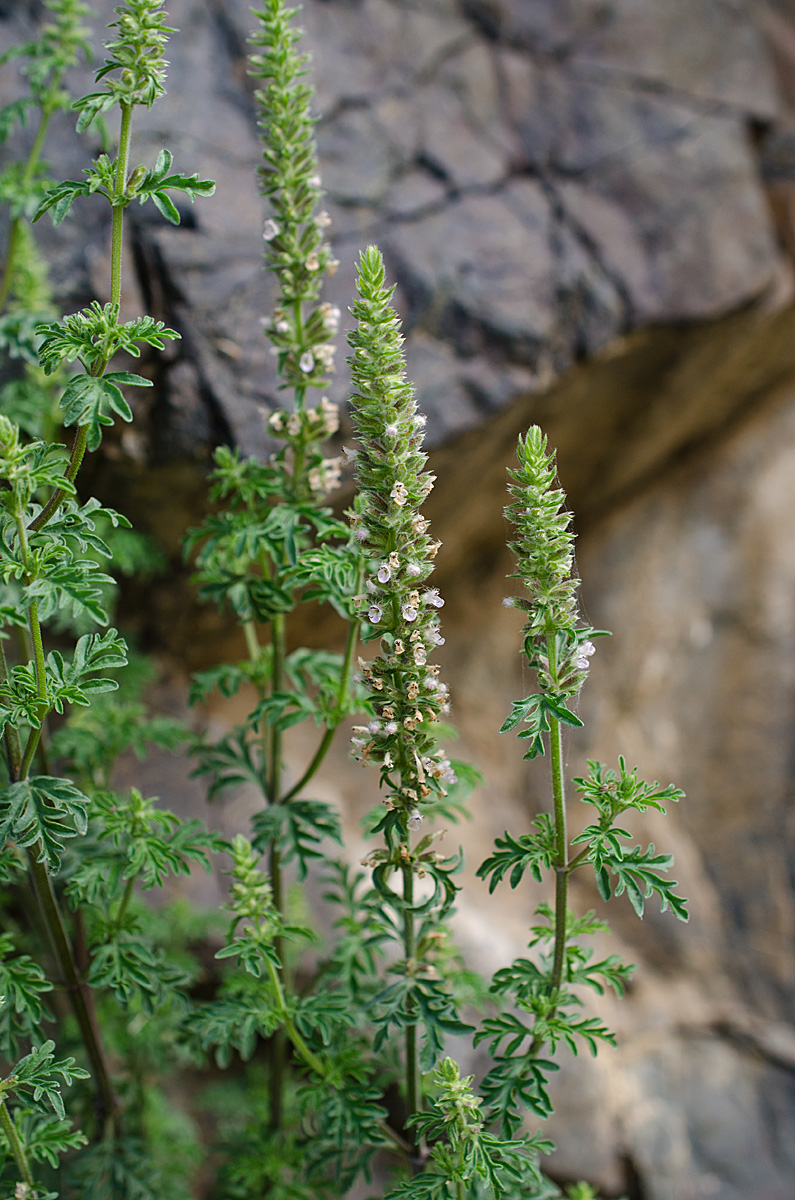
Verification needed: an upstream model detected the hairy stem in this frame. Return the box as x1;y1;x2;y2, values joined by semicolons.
0;93;57;311
111;102;133;307
0;1096;36;1193
279;604;362;805
547;631;569;999
27;850;120;1132
402;856;422;1166
0;636;22;781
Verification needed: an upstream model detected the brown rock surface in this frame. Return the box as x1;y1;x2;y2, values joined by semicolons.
4;0;795;1196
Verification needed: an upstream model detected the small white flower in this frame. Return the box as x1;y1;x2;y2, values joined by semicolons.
402;604;418;623
429;630;445;646
268;411;285;431
308;174;322;187
384;721;398;734
299;351;315;373
368;720;382;734
385;423;399;438
342;445;358;465
377;564;392;584
368;604;383;623
263;218;279;241
502;597;516;608
573;640;596;670
306;253;320;271
413;646;427;666
407;809;423;831
391;481;408;507
274;318;290;334
423;588;444;608
406;563;422;578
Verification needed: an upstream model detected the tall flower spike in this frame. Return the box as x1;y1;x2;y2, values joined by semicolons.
348;245;455;835
249;0;337;397
506;427;599;703
75;0;174;128
506;428;578;634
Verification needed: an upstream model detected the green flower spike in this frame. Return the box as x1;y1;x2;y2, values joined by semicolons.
348;245;455;837
250;0;339;397
505;428;601;717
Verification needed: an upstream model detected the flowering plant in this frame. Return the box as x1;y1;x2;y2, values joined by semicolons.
0;1;688;1197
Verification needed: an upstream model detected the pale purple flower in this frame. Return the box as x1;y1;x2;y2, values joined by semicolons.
299;351;315;373
377;564;392;584
423;588;444;608
368;604;383;623
263;218;280;240
573;640;596;670
402;604;418;623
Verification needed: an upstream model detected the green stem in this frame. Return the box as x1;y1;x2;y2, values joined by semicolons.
111;103;133;307
548;712;568;996
0;636;22;781
546;630;569;1000
115;876;136;930
0;1096;36;1193
27;850;121;1133
278;607;361;805
264;958;411;1156
28;424;89;533
402;857;422;1167
29;100;131;536
0;94;58;312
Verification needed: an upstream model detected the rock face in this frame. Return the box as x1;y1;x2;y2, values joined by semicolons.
4;0;795;1196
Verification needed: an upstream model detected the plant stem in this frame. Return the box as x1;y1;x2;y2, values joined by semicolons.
0;93;58;312
547;631;569;1000
29;99;131;536
279;605;361;805
548;713;568;995
28;424;89;533
402;856;422;1167
0;636;22;780
264;957;411;1156
0;1096;36;1193
27;849;121;1132
111;103;133;307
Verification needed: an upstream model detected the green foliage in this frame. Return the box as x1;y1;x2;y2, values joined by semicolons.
571;758;688;920
0;1040;89;1121
386;1058;554;1199
0;1;692;1196
74;0;174;127
34;150;215;227
0;936;54;1060
0;776;90;870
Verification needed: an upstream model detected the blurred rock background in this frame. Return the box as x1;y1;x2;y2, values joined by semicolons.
5;0;795;1197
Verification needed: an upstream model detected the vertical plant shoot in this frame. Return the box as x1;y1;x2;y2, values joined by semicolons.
0;2;216;1194
477;427;688;1161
